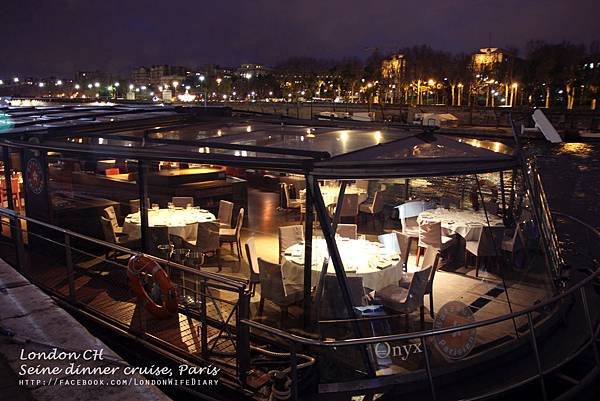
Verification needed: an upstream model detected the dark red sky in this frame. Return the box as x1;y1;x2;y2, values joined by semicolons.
2;0;599;76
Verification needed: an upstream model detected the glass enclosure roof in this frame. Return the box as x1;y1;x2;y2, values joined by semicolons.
321;133;514;163
0;105;517;174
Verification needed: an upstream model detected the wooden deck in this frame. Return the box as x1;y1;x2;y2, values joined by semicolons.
26;252;240;375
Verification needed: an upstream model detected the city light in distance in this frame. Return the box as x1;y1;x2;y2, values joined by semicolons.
94;82;100;88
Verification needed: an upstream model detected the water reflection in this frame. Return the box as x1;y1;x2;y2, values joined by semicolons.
555;142;593;156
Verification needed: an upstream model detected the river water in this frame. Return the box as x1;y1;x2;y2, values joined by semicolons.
531;141;600;231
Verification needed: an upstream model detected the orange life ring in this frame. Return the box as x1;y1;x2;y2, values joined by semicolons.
127;255;178;319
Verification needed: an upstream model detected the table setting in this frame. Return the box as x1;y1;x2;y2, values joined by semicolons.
122;205;216;242
417;207;504;239
281;237;403;292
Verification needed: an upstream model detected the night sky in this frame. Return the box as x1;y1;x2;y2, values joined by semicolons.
2;0;599;76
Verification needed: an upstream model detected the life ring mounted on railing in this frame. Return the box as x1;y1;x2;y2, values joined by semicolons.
127;255;178;319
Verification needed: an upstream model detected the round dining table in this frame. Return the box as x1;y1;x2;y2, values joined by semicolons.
122;207;216;242
281;237;403;292
417;207;504;240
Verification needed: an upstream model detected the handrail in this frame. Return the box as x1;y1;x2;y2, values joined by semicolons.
242;211;600;347
0;207;248;290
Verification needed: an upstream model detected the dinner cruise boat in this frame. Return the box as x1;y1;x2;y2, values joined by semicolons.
0;104;598;401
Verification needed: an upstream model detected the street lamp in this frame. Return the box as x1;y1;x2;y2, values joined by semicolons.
510;83;519;107
94;82;100;88
457;83;464;106
198;76;207;106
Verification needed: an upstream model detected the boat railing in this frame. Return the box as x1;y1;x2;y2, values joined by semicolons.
241;211;600;400
0;207;252;387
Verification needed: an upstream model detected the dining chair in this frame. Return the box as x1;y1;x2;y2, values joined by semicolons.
320;275;367;320
102;206;123;234
397;200;435;239
184;221;222;271
99;216;139;258
359;190;385;230
257;258;304;327
336;224;358;240
378;232;400;253
244;237;260;296
147;225;171;259
374;266;432;329
282;183;302;212
278;225;304;263
219;208;244;261
396;231;413;272
465;225;505;277
172;196;194;208
377;231;413;272
416;220;455;265
502;222;526;266
169;233;192;266
217;200;234;229
399;247;440;318
334;193;359;224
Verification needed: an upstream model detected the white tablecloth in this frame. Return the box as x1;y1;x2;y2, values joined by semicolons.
417;208;504;240
122;207;216;242
299;185;369;206
282;238;403;292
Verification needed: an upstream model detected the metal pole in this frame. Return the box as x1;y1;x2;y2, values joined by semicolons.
527;312;547;401
421;337;437;401
3;147;24;271
237;288;251;385
303;174;314;329
499;171;507;219
3;147;15;211
137;159;149;252
580;287;600;365
290;342;298;401
65;233;76;302
331;182;347;233
200;279;208;358
12;216;26;273
314;181;347;320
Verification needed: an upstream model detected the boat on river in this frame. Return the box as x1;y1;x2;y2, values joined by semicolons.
0;104;598;400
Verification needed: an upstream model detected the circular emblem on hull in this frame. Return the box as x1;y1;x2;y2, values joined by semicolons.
26;158;45;195
433;301;476;361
